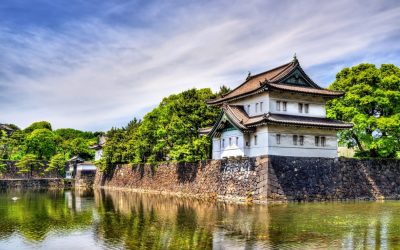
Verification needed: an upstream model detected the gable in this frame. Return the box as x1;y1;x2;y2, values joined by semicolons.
279;68;317;88
282;69;308;86
209;112;244;138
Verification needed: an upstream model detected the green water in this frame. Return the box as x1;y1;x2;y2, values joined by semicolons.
0;189;400;249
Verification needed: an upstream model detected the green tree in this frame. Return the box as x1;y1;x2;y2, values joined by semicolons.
0;160;6;174
131;88;219;163
25;129;58;160
54;128;96;140
216;85;231;97
0;130;26;160
24;121;52;133
47;153;67;175
16;154;43;175
327;63;400;158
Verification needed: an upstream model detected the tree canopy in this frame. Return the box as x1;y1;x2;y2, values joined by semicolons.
327;63;400;158
0;122;98;165
98;88;221;170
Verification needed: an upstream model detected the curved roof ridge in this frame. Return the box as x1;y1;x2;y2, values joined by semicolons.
219;61;293;99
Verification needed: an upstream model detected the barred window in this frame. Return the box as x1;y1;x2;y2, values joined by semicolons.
260;102;263;112
299;135;304;145
293;135;298;145
236;137;239;146
276;101;281;111
276;134;281;145
315;136;319;146
254;135;258;145
298;103;303;113
229;137;232;146
283;102;287;111
305;104;309;113
321;136;326;147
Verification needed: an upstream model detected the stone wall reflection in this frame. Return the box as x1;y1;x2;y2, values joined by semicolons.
93;189;270;249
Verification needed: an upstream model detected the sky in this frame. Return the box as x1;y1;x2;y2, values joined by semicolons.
0;0;399;132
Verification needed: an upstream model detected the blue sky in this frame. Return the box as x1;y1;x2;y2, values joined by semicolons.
0;0;399;131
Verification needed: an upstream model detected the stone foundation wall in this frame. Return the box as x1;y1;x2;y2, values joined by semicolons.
0;161;62;179
75;170;96;188
268;156;400;201
0;178;65;189
95;156;400;202
94;157;268;202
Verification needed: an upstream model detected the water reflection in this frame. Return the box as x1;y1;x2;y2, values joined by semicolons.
93;189;270;249
1;189;400;249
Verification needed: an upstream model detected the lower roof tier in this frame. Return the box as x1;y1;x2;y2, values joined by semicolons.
206;104;353;137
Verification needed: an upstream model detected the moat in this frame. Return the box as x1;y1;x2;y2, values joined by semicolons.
1;189;400;249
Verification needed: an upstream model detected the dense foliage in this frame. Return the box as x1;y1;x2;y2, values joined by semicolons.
0;121;98;172
327;63;400;158
98;88;221;170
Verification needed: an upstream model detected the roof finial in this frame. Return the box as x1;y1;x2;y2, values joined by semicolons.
246;71;251;80
293;53;298;62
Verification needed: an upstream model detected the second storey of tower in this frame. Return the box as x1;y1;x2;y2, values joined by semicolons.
229;91;327;118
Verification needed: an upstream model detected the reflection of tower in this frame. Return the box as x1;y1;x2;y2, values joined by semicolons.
65;190;72;209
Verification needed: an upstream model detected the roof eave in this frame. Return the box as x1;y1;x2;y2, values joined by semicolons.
206;87;267;105
246;120;353;130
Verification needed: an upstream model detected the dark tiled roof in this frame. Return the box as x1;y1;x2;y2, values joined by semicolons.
208;105;353;133
267;83;344;97
89;144;102;150
247;113;353;129
207;59;343;105
198;127;212;135
0;124;13;131
208;61;296;104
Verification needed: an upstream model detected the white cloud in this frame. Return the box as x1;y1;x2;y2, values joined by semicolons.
0;0;399;131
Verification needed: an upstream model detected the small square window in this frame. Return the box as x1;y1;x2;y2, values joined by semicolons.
283;102;287;111
299;136;304;146
321;136;326;147
315;136;319;146
276;134;281;145
293;135;298;145
276;101;281;111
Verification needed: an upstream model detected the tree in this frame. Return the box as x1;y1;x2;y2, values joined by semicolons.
131;88;219;163
47;154;67;175
16;154;43;176
54;128;95;140
25;129;58;160
327;63;400;158
216;85;231;97
0;130;26;160
24;121;52;133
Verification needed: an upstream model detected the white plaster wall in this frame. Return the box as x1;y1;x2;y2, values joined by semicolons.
269;92;326;117
230;93;269;117
212;129;245;159
228;91;327;118
248;126;268;157
95;149;103;161
267;126;338;158
212;138;221;159
77;164;97;171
